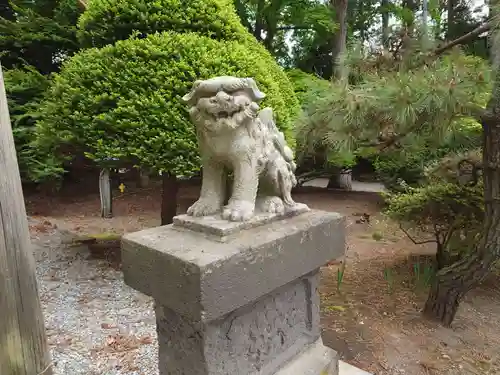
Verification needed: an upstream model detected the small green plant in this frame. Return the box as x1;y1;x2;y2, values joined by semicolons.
423;264;434;287
384;178;483;270
413;262;421;283
337;261;346;292
413;261;435;289
383;267;394;294
372;231;383;241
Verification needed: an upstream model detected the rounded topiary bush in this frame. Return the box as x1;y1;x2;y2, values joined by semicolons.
78;0;248;47
36;32;299;177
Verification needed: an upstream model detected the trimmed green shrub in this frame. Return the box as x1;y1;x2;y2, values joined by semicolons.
384;148;484;268
77;0;249;47
76;0;298;126
36;32;299;177
384;180;483;268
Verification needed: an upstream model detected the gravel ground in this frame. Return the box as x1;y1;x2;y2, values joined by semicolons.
31;219;159;375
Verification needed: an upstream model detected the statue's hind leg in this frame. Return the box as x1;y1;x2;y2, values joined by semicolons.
255;195;285;215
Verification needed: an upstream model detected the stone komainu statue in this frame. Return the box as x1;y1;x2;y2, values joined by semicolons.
182;76;306;221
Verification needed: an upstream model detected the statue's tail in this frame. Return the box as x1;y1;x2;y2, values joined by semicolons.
258;108;297;188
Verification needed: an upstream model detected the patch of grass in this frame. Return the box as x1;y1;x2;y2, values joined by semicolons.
383;267;394;294
323;305;346;313
372;231;384;241
337;262;346;292
87;232;122;241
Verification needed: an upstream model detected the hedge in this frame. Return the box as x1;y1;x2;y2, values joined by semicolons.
36;32;299;177
77;0;249;47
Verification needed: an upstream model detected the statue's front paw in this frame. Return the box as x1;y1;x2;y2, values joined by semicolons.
187;199;221;217
222;200;255;221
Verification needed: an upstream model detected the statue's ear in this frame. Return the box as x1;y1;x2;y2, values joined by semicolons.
182;80;203;105
243;78;266;102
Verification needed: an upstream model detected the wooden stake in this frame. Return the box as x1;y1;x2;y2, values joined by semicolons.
99;168;113;218
0;64;53;374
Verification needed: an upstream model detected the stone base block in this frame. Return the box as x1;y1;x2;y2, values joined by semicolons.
122;210;346;375
274;339;339;375
155;272;324;375
339;361;373;375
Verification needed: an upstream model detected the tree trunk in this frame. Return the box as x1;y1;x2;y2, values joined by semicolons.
253;0;266;41
435;243;449;270
0;64;53;375
402;0;417;37
381;0;390;48
99;168;113;218
138;169;150;188
161;173;178;226
338;169;353;190
331;0;348;81
422;0;430;48
423;44;500;326
447;0;455;40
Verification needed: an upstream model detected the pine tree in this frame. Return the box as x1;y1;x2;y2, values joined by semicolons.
422;7;500;325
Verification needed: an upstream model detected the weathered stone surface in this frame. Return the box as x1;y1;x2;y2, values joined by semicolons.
122;209;345;375
172;203;309;240
122;210;345;322
274;339;339;375
155;273;325;375
339;361;373;375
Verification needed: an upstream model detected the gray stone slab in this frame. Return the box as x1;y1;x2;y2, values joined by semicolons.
122;210;345;322
339;361;372;375
274;339;339;375
172;203;309;240
155;273;326;375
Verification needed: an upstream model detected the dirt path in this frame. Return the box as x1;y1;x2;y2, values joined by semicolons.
27;186;500;375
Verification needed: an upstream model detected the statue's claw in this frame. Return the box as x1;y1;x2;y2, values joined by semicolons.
187;199;221;217
222;200;255;222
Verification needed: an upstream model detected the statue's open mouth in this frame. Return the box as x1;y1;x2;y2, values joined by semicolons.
219;111;229;118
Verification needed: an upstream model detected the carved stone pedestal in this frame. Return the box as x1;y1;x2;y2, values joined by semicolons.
122;209;345;375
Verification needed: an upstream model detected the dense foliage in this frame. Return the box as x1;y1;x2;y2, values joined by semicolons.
295;49;490;179
36;32;299;176
1;0;83;183
78;0;249;47
3;67;65;181
374;118;483;189
233;0;335;65
384;149;484;268
0;0;82;73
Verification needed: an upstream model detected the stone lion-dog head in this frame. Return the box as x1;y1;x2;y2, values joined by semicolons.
182;76;265;132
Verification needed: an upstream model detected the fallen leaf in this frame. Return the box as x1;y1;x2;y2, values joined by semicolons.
139;336;153;345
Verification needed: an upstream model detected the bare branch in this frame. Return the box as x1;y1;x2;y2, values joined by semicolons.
399;224;437;245
433;21;491;57
405;20;492;71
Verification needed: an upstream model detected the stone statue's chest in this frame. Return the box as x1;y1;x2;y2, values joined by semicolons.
201;129;247;160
